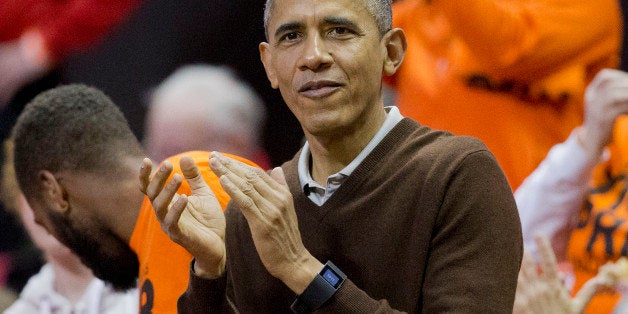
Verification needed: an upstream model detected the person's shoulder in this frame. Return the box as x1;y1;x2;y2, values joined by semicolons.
441;134;489;152
401;118;489;154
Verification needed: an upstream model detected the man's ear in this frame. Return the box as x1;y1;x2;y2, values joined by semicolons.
38;170;69;214
259;42;279;89
382;28;407;76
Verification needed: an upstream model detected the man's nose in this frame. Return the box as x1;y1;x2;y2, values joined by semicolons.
299;33;333;71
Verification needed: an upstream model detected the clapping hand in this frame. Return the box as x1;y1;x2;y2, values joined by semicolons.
209;152;322;294
139;155;226;278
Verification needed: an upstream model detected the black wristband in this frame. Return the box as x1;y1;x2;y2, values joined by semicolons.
291;261;347;313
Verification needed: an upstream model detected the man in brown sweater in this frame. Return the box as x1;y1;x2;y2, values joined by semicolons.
141;0;523;312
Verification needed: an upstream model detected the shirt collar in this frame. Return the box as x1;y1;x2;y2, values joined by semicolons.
298;106;403;197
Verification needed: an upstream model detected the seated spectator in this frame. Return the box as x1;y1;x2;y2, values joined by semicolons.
142;0;523;311
1;140;138;313
144;64;270;169
0;3;144;288
10;84;260;313
516;69;628;312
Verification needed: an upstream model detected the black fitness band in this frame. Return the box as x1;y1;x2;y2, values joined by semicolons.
291;260;347;313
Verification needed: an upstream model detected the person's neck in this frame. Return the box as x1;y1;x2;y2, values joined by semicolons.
306;110;386;184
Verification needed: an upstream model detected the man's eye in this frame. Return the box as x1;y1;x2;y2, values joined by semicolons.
332;27;348;34
280;32;299;41
330;27;355;37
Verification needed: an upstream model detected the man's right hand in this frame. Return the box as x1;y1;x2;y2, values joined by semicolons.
139;155;227;278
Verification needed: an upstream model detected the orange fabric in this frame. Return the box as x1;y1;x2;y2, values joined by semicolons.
388;0;621;189
129;151;259;314
568;117;628;313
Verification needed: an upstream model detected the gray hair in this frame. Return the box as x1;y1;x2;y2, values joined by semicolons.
263;0;392;39
145;64;266;162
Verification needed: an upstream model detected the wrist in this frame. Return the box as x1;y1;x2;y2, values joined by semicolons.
290;260;347;313
574;127;605;159
192;256;225;279
284;257;323;294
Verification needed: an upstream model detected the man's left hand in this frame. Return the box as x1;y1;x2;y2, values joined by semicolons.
209;152;322;294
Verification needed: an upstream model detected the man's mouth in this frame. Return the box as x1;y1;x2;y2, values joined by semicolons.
298;80;342;97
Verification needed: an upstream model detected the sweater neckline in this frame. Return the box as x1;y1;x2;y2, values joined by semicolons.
288;118;418;220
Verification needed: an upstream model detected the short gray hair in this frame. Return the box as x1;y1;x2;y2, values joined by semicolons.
145;64;266;162
263;0;392;39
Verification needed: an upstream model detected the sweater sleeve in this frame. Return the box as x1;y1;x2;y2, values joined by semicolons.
314;280;406;313
34;0;141;61
431;0;621;79
422;148;522;312
177;260;229;314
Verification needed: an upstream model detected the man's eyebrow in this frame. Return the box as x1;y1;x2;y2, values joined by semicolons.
323;16;359;30
274;22;303;38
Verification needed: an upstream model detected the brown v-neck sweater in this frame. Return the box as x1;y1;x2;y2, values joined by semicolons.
179;118;522;313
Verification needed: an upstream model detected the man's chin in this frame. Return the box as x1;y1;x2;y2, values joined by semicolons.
46;210;140;291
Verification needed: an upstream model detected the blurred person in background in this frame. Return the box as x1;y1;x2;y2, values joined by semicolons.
0;1;142;292
1;140;138;314
144;64;271;169
10;84;260;313
61;0;303;167
516;69;628;312
385;0;622;189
